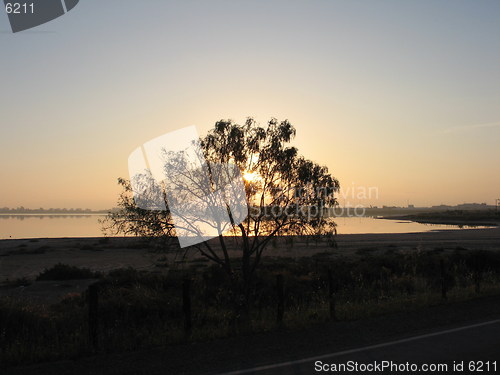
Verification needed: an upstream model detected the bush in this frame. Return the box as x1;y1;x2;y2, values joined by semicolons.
36;263;100;281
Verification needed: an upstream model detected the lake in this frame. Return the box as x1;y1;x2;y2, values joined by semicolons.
0;214;492;240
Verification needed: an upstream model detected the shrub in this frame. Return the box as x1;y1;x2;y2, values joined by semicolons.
36;263;100;281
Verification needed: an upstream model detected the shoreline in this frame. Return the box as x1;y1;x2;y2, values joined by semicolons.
380;209;500;227
380;215;499;227
1;227;499;282
1;222;498;242
2;215;496;241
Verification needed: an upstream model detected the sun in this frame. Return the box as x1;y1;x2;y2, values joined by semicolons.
243;170;260;182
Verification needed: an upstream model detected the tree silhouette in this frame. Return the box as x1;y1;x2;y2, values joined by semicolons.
103;118;339;311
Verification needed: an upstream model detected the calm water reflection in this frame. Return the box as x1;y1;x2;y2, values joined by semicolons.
0;215;105;239
0;215;492;239
334;216;490;234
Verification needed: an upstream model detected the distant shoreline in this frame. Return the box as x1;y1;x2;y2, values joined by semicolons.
1;227;499;281
380;209;500;227
380;216;498;227
0;213;107;217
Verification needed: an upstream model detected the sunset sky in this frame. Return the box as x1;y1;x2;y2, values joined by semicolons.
1;0;499;210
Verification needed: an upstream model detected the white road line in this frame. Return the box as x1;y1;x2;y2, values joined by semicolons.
218;318;500;375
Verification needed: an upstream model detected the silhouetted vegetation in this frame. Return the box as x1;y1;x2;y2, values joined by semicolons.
103;118;340;314
2;249;500;365
385;209;500;226
36;263;101;281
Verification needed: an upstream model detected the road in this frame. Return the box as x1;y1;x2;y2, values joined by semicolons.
220;319;500;375
5;297;500;375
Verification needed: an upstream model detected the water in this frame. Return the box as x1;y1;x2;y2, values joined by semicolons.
0;214;105;239
0;214;492;240
334;216;490;234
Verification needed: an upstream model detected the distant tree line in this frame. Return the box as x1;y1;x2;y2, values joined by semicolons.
0;207;109;214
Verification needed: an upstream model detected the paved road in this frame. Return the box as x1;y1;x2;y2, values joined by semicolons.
220;319;500;375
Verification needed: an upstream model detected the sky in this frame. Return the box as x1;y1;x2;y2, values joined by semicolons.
0;0;499;209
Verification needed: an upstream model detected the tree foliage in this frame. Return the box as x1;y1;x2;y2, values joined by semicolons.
103;118;339;300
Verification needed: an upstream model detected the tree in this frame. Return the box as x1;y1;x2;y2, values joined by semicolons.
103;118;339;310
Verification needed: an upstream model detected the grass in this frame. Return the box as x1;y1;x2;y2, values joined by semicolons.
1;249;500;365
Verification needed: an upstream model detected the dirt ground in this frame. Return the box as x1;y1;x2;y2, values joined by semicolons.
0;227;499;301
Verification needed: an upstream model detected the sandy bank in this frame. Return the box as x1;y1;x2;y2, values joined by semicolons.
0;227;499;282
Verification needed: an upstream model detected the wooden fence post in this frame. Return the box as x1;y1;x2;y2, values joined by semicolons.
440;259;447;300
88;283;99;351
183;278;192;336
276;274;284;325
474;257;482;294
328;269;337;321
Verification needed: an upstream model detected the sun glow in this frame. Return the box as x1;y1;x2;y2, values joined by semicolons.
243;170;260;182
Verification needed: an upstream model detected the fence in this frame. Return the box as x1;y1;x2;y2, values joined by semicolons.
84;255;490;351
